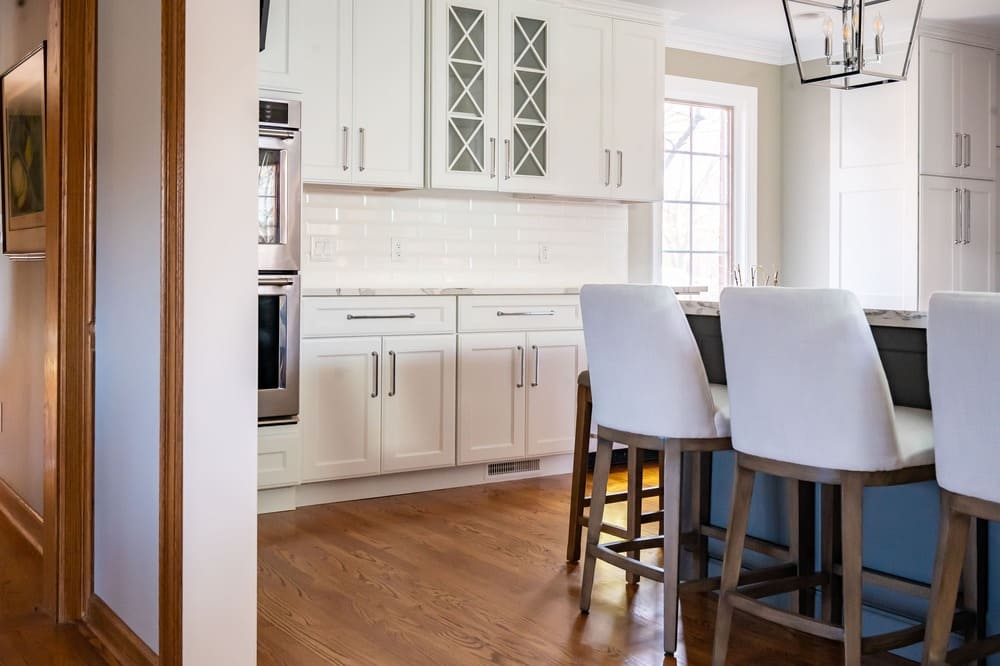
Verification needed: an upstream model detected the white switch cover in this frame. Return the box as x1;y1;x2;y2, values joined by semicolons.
310;235;335;261
391;238;405;262
538;243;550;264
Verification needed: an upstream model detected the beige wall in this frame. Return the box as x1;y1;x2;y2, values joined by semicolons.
0;0;49;514
665;47;784;272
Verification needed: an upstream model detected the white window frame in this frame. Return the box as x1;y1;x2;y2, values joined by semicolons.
658;75;758;286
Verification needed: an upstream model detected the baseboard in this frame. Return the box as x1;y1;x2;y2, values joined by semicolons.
0;478;42;554
84;595;157;666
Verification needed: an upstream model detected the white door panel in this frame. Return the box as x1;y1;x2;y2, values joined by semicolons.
457;332;526;464
525;331;585;457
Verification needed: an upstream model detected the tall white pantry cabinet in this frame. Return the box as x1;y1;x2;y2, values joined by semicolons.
918;35;997;308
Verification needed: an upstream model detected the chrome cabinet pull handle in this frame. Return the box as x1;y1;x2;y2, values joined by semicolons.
965;188;972;245
617;150;623;188
346;313;417;320
955;188;963;244
359;128;366;172
496;310;556;317
505;139;512;180
963;133;972;168
955;133;963;168
604;149;611;187
490;138;497;179
342;126;350;171
516;346;525;388
371;352;379;398
530;345;539;387
388;351;397;397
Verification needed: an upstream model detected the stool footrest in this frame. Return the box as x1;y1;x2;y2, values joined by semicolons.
946;631;1000;665
727;592;845;642
700;524;790;560
861;610;974;655
679;562;798;595
830;563;932;600
582;486;663;509
589;543;664;583
602;536;666;553
739;571;829;600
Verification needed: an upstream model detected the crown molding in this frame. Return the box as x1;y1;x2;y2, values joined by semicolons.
918;19;1000;51
664;25;794;66
561;0;678;25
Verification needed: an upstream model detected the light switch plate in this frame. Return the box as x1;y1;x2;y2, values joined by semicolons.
391;238;405;262
538;243;550;264
310;235;335;261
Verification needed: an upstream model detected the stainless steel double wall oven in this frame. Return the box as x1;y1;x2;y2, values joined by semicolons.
258;99;302;423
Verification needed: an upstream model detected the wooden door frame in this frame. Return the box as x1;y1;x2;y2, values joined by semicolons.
41;0;185;663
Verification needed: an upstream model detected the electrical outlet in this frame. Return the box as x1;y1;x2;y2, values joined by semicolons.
538;243;551;264
391;238;405;262
310;235;335;261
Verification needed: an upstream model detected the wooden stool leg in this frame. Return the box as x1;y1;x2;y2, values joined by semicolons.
690;451;712;580
626;447;643;585
580;437;613;613
789;480;816;617
662;443;684;655
961;516;988;666
566;383;592;563
841;474;864;666
923;490;971;666
658;450;666;537
712;460;756;666
821;483;843;625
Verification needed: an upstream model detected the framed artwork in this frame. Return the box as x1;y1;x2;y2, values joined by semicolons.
1;43;46;259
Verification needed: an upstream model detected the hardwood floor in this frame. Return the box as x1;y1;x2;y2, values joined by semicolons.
258;465;912;665
0;512;107;665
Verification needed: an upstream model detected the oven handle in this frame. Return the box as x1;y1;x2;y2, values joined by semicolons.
259;278;296;287
260;128;297;140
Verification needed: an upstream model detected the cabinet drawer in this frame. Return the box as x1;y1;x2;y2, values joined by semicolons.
303;296;457;337
458;295;582;332
258;424;302;489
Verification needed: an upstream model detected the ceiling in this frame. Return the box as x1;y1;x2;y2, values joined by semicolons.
634;0;1000;63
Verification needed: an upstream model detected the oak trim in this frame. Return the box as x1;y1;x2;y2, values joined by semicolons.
160;1;185;663
0;478;43;554
84;595;157;666
42;0;98;622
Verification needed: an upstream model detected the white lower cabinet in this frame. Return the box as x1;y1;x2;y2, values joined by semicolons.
301;336;382;481
381;335;457;473
457;328;585;464
301;333;457;482
525;331;586;457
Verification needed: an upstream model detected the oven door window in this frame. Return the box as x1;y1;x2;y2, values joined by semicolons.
258;293;287;391
258;148;282;245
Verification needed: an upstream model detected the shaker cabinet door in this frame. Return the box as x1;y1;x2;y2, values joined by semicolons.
918;176;960;309
352;0;425;187
611;19;664;202
958;179;995;293
381;335;457;473
300;337;382;481
958;44;996;181
457;332;526;464
919;37;962;178
525;331;586;457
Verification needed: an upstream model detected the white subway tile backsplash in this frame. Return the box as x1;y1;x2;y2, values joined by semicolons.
302;186;628;288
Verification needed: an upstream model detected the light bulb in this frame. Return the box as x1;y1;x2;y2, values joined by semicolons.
874;13;884;37
842;20;851;42
823;17;833;37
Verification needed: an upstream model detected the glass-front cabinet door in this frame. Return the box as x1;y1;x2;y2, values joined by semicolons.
499;0;557;194
431;0;498;190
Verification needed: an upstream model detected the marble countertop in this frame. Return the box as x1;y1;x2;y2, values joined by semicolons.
679;299;929;329
302;285;709;297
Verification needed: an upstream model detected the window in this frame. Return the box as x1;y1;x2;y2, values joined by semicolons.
662;100;733;295
659;75;758;297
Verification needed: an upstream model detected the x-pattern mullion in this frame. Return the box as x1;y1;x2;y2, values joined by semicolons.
513;124;546;175
513;70;546;122
448;118;485;172
513;18;545;71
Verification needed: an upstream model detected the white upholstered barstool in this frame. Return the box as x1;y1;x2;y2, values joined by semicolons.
713;288;938;666
923;292;999;665
577;284;734;655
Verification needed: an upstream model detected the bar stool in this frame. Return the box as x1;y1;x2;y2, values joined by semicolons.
577;284;807;656
712;288;942;666
923;292;998;666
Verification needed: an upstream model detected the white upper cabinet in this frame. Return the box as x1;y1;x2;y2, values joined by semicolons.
261;0;425;187
919;37;995;181
429;0;665;200
430;0;500;191
610;19;665;201
552;12;613;198
351;0;426;187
